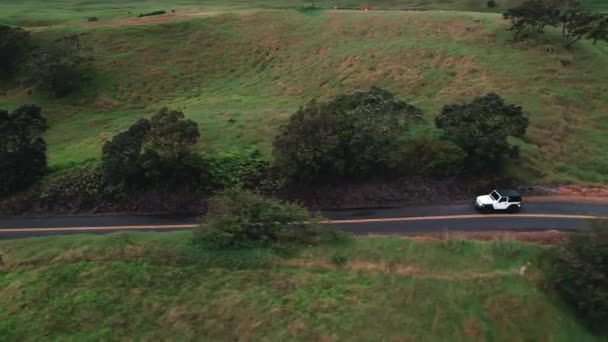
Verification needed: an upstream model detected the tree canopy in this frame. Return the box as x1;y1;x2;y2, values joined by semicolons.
0;25;31;79
101;108;201;187
435;93;528;173
0;105;48;196
27;34;93;97
273;87;424;184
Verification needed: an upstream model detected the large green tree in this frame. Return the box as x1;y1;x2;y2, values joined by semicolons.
101;108;202;186
0;105;48;196
101;119;151;185
561;10;607;47
27;34;93;97
273;87;424;184
503;0;562;40
435;93;528;173
0;25;31;79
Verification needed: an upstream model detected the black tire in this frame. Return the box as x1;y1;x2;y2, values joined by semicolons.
507;205;520;214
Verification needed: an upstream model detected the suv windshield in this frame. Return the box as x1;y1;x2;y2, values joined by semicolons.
490;191;500;201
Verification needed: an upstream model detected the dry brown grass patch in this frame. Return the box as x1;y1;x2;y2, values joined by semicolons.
284;259;521;280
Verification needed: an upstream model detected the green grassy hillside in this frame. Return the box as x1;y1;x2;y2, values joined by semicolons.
0;232;598;340
2;10;607;183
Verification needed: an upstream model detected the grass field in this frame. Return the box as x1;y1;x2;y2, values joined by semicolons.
1;0;605;27
1;9;607;183
0;0;531;27
0;232;598;340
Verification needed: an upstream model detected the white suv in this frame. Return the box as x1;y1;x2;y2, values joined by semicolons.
474;189;522;213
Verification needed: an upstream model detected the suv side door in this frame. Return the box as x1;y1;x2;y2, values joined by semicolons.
495;197;509;210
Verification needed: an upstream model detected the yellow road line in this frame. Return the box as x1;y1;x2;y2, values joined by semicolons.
0;224;198;233
0;213;605;233
320;213;606;224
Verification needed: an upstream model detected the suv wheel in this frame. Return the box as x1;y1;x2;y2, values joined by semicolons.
507;205;520;214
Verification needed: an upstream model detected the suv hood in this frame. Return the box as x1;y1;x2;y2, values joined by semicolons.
476;195;494;206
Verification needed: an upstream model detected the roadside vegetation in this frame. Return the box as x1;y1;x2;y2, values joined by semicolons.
1;6;607;190
0;229;601;340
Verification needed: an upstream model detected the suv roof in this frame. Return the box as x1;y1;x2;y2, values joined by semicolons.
496;189;521;198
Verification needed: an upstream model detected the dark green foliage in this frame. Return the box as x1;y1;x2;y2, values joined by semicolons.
503;0;562;40
204;149;275;190
487;0;498;8
273;87;424;184
561;10;608;47
138;11;166;17
140;108;202;184
87;17;98;22
435;93;528;173
504;0;607;46
27;34;93;97
331;254;349;266
400;137;466;177
101;119;150;185
0;25;31;79
587;17;608;44
552;221;608;334
0;105;48;197
38;167;119;211
101;108;202;187
195;189;331;249
145;107;199;161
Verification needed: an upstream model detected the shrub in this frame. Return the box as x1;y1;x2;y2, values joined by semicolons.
273;87;424;184
37;166;118;212
0;105;48;197
487;0;498;8
331;254;349;267
435;93;528;174
27;34;93;97
0;25;31;79
552;221;608;334
87;17;98;22
204;149;274;190
195;189;331;249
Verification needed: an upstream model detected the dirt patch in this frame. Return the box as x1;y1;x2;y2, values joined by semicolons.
557;184;608;199
387;230;566;245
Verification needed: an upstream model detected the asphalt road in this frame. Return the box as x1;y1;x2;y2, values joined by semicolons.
1;199;607;239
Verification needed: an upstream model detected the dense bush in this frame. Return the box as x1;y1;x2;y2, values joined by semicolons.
27;34;93;97
400;137;466;178
0;25;31;79
552;221;608;334
435;93;528;173
37;166;119;212
0;105;48;197
273;87;424;184
102;108;203;188
204;149;275;190
195;189;338;249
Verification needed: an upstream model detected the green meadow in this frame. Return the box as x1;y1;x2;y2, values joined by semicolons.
0;232;598;340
